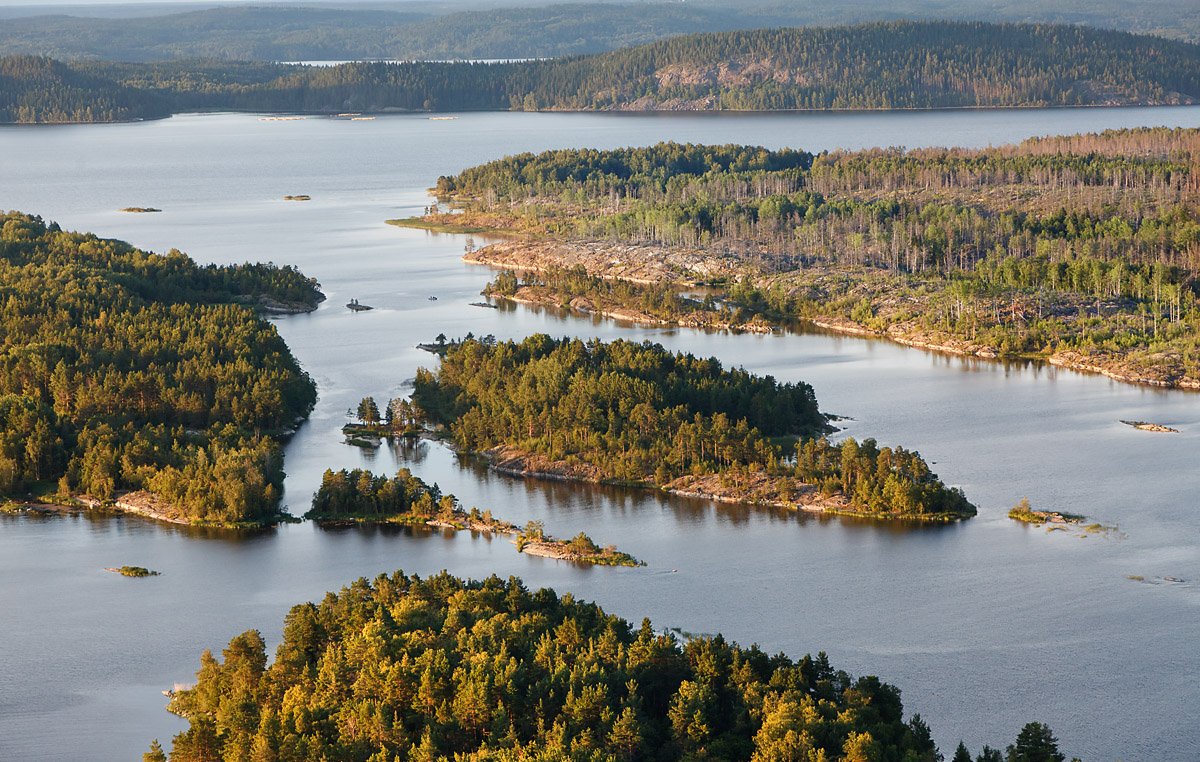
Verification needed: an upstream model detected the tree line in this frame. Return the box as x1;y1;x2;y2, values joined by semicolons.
412;335;972;519
150;571;1077;762
3;21;1199;121
0;212;320;524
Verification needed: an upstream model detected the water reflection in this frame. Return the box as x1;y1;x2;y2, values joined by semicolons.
381;441;975;536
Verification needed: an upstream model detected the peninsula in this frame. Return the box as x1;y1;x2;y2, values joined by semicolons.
424;129;1200;391
305;467;642;565
0;212;322;527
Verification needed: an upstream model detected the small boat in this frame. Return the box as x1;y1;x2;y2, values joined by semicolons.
429;116;459;121
346;298;373;311
428;296;438;301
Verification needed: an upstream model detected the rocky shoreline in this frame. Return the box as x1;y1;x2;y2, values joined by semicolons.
315;497;639;565
248;292;327;315
465;238;1200;392
110;491;196;525
481;445;952;521
809;316;1200;389
464;239;741;285
663;472;850;514
493;288;776;333
4;491;196;525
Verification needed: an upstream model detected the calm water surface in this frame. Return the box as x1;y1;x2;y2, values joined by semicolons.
2;108;1200;762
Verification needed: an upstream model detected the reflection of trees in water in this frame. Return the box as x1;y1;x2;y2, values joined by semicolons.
34;507;283;543
317;521;426;539
387;436;428;464
390;437;961;538
317;516;513;552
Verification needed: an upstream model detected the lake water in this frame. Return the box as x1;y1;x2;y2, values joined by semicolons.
2;107;1200;762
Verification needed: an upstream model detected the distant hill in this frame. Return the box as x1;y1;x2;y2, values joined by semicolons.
2;22;1197;122
520;22;1200;111
0;6;430;62
0;0;1196;63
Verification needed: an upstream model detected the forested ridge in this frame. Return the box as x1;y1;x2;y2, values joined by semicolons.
0;212;320;524
152;571;1076;762
3;21;1199;122
412;335;974;519
0;55;170;122
436;129;1200;388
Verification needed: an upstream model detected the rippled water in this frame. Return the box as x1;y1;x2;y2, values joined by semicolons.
2;107;1200;762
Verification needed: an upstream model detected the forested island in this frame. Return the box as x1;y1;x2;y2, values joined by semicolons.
425;129;1200;390
151;571;1076;762
3;21;1199;122
410;335;974;520
307;466;641;566
0;211;321;526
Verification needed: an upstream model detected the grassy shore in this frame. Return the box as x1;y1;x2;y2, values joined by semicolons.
386;216;512;236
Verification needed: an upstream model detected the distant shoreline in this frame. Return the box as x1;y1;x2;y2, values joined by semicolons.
7;101;1200;127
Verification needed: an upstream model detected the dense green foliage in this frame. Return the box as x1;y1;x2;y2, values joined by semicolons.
159;571;1075;762
2;1;1197;63
0;211;320;523
1004;723;1066;762
0;55;169;122
3;21;1198;121
307;468;450;522
791;437;973;518
413;335;972;518
442;143;815;197
414;333;822;450
162;571;949;762
445;129;1200;384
